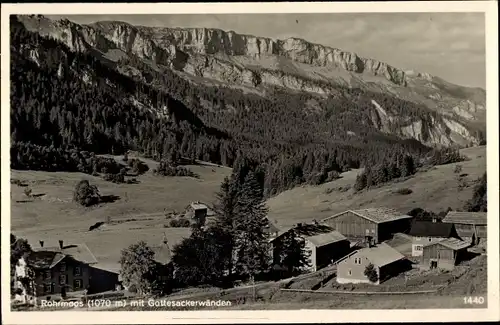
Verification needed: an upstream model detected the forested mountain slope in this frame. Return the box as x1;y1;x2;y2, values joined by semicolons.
10;15;484;196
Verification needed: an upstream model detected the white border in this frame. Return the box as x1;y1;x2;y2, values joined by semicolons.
1;2;499;324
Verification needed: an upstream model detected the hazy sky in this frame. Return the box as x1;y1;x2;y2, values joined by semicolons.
50;13;486;89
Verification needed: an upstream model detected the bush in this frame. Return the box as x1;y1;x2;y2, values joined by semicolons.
395;188;413;195
169;218;191;228
73;180;100;207
454;164;463;174
153;160;198;178
364;263;379;283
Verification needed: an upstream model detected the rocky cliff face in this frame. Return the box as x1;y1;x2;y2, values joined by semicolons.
15;15;486;148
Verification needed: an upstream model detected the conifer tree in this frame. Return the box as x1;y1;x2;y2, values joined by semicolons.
275;229;311;275
233;173;270;279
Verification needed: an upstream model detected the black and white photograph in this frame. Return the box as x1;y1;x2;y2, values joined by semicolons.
1;1;498;323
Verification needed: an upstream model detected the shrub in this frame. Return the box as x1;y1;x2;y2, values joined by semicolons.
23;187;32;198
454;164;463;174
364;263;379;283
73;180;100;207
169;218;191;228
395;188;413;195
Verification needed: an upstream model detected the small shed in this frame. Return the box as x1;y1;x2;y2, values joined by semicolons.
408;221;459;257
420;238;470;271
185;202;209;226
336;242;410;285
442;211;487;245
322;208;414;244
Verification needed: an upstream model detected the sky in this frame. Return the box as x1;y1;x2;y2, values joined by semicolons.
50;13;486;89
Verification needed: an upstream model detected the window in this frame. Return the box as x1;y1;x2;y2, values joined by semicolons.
59;274;66;285
60;262;66;272
428;238;432;242
415;245;423;251
44;283;52;294
354;257;362;265
45;270;51;280
348;269;352;276
74;266;82;277
74;279;82;290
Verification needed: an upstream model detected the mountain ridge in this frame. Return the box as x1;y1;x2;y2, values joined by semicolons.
14;14;486;148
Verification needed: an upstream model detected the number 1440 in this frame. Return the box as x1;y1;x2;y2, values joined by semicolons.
463;296;485;305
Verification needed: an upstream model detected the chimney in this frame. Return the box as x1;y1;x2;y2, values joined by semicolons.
39;240;44;248
59;240;64;249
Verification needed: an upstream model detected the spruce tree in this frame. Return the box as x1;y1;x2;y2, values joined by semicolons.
233;173;270;279
276;229;311;275
212;176;239;276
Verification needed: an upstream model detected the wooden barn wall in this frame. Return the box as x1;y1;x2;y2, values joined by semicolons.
475;225;487;238
454;224;475;238
422;244;454;262
323;212;377;241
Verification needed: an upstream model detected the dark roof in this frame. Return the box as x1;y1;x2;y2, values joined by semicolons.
269;223;337;243
442;211;487;225
408;221;455;238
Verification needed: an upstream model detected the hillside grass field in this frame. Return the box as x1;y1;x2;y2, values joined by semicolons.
10;155;232;273
10;146;485;273
267;146;486;230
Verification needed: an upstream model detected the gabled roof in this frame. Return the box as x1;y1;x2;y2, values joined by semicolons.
306;231;347;247
424;238;471;251
408;221;455;238
442;211;487;225
32;243;98;267
354;242;406;267
269;223;337;243
190;202;208;211
26;251;66;269
323;208;413;224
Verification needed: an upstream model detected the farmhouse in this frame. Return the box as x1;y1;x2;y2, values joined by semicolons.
336;242;410;285
408;220;460;257
12;241;100;304
420;238;470;271
442;211;487;245
322;208;414;245
271;223;351;272
184;202;211;226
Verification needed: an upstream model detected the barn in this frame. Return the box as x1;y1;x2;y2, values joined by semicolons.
442;211;487;245
322;208;414;245
336;242;410;285
270;223;351;273
420;238;470;271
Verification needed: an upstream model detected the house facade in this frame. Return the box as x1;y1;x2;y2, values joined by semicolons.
322;208;414;244
442;211;487;245
408;221;459;256
185;202;209;226
420;238;470;271
336;243;409;285
13;242;99;303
